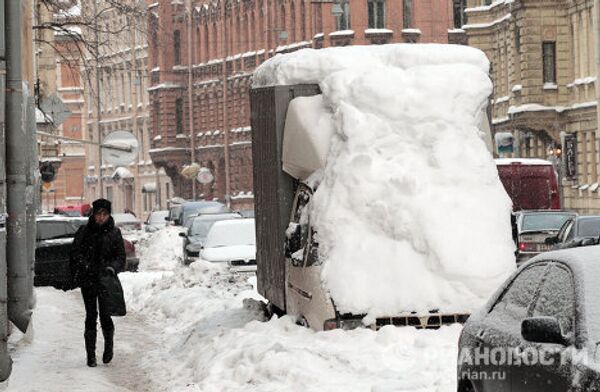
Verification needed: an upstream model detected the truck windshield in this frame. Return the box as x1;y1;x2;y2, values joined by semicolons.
521;213;574;232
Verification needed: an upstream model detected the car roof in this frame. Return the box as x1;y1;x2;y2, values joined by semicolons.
517;210;577;216
37;215;87;222
190;212;241;221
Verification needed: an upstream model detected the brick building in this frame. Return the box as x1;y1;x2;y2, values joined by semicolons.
465;0;600;213
148;0;465;208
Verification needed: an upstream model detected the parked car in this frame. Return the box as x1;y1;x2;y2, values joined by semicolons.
514;210;577;263
112;213;142;231
167;204;184;226
180;201;230;227
496;158;561;211
179;212;242;265
545;215;600;250
35;216;139;287
238;210;255;218
457;246;600;392
53;203;92;217
145;210;169;232
200;219;257;272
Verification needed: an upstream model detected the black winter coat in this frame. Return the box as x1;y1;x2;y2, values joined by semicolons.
69;216;126;289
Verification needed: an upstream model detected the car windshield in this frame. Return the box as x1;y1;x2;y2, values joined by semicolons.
205;219;255;248
577;218;600;237
37;220;86;240
189;214;240;237
521;213;575;232
149;211;169;224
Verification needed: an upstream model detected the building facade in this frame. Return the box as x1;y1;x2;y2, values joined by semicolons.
148;0;465;208
465;0;600;212
82;1;173;218
34;0;87;212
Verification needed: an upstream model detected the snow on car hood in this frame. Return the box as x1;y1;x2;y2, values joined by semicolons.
255;44;516;319
201;245;256;263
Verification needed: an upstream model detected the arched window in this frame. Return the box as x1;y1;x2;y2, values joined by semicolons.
204;23;209;62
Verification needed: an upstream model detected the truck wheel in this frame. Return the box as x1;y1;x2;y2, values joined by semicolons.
296;316;309;328
266;303;285;318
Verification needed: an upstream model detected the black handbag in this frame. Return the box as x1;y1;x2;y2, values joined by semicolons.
98;271;127;317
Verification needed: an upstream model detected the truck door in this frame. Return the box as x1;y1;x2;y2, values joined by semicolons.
285;185;336;330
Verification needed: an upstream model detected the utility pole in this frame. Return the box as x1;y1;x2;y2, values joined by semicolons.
188;0;197;199
221;0;231;206
93;0;104;198
130;10;141;216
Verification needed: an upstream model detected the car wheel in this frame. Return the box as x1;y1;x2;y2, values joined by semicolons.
457;379;475;392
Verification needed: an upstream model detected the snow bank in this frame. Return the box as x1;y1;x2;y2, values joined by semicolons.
255;44;515;318
122;258;462;391
136;226;183;271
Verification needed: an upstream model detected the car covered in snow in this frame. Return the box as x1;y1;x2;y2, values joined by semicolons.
180;201;230;227
200;219;256;272
250;44;515;331
112;213;142;231
514;210;577;263
145;210;169;232
545;215;600;250
178;212;242;265
457;246;600;392
35;215;139;287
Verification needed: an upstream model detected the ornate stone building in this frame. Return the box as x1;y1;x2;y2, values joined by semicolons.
34;0;87;212
82;1;173;218
465;0;600;212
148;0;465;208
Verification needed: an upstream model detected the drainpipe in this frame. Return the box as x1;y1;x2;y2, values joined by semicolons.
0;0;12;382
6;0;33;334
25;95;37;313
595;0;600;179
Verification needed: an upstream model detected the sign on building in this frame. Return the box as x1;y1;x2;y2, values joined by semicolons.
494;132;514;155
563;133;577;179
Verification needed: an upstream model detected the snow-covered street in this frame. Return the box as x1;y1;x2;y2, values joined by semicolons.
6;227;464;392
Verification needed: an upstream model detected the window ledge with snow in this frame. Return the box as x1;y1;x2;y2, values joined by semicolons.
329;30;355;37
543;83;558;90
511;84;523;93
401;28;422;35
590;183;599;193
365;29;393;36
176;134;188;139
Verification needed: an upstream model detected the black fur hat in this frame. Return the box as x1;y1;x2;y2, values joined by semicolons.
92;198;112;214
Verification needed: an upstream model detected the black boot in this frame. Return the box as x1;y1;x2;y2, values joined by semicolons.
102;328;114;364
84;329;97;367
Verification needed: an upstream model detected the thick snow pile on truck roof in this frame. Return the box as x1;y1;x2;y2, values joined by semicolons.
254;44;516;319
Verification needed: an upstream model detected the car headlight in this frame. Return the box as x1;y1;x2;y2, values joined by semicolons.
186;243;203;252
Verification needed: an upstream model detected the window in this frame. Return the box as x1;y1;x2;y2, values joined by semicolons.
515;25;521;54
564;221;575;243
533;265;575;335
175;98;183;134
174;30;181;65
453;0;466;29
484;0;492;5
368;0;385;29
543;42;556;84
286;187;311;264
336;1;351;31
490;264;548;319
403;0;412;29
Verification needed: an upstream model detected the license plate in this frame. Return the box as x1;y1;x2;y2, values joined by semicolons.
536;244;551;252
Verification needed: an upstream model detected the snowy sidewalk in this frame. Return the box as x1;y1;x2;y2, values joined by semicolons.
5;287;160;392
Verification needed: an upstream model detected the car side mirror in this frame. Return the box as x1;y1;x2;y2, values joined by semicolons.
522;317;566;345
164;217;170;221
285;224;302;258
178;232;186;238
545;236;559;245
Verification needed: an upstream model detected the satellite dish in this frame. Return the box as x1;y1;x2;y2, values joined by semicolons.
101;131;139;166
